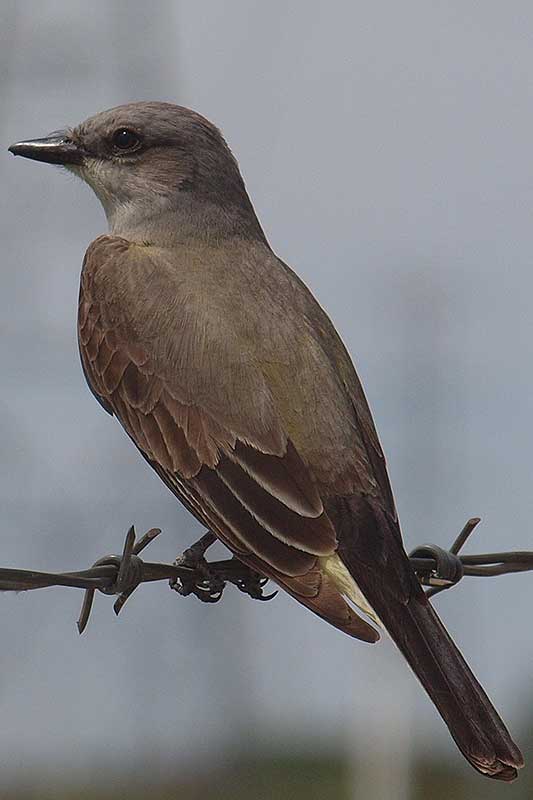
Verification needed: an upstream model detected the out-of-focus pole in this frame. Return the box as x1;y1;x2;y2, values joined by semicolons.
347;637;413;800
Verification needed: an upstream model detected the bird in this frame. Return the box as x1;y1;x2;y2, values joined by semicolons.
9;102;523;780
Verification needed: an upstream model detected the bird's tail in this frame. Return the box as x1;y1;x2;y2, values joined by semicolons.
366;585;523;780
329;495;524;781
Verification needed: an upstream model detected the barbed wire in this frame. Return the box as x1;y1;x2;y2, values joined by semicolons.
0;517;531;633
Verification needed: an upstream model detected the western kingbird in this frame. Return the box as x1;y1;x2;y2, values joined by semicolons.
9;102;523;780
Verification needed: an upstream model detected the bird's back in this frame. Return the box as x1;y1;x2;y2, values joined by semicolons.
80;233;385;501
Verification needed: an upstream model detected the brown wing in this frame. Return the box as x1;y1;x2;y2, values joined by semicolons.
78;235;379;643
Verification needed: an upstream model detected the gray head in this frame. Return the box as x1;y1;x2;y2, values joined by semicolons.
9;101;265;243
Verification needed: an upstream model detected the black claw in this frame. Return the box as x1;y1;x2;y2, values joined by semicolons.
170;532;276;604
171;567;225;603
232;566;277;601
256;589;279;602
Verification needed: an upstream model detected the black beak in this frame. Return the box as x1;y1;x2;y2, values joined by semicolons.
8;130;84;165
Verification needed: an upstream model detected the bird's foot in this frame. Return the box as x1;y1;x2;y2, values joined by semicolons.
170;531;277;603
224;559;277;602
170;531;225;602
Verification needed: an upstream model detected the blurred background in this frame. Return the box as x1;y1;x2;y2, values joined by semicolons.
1;1;533;798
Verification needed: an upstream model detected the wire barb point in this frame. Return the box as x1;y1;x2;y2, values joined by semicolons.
0;517;530;633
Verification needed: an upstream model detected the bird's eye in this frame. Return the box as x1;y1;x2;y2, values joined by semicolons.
111;128;141;152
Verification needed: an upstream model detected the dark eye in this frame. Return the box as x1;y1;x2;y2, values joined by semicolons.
111;128;141;152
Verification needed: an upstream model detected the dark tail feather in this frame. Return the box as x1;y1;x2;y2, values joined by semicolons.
361;585;523;781
330;494;523;780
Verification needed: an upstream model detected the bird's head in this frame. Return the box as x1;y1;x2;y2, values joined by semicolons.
9;102;263;242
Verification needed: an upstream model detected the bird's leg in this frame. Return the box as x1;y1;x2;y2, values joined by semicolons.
170;531;224;602
176;531;218;568
170;530;277;603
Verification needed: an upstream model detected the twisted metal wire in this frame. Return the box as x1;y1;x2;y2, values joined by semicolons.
0;518;531;632
408;517;533;597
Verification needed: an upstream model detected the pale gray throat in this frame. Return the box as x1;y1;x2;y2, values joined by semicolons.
70;162;266;246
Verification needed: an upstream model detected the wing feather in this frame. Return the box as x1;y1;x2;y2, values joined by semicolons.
216;456;335;555
78;235;379;643
228;440;323;517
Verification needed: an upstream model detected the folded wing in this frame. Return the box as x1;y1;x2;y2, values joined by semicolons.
78;235;379;643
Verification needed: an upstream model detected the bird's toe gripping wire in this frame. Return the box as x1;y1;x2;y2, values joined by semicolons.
1;515;528;633
170;531;277;603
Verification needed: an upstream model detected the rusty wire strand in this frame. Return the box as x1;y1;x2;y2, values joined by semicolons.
0;518;531;632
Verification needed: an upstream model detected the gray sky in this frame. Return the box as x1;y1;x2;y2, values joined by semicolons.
1;0;533;790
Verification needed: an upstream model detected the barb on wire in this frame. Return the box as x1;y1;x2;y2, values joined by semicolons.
0;517;531;632
409;517;533;598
